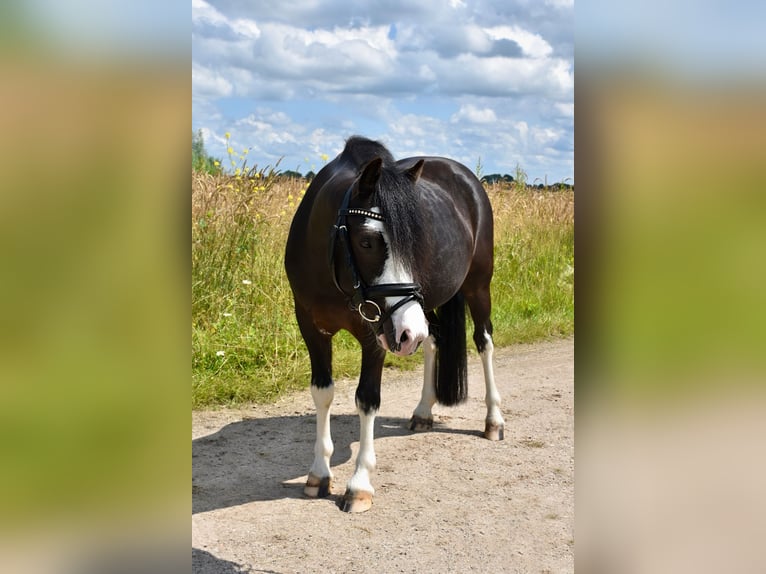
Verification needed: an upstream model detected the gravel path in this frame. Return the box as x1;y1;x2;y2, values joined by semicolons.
193;337;573;573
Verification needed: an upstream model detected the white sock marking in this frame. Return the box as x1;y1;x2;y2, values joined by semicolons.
411;335;437;420
346;408;377;495
309;385;334;479
480;334;504;428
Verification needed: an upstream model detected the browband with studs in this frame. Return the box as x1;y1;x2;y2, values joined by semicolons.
339;208;385;221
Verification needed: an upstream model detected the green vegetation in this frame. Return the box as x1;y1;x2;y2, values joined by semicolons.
192;129;223;175
192;167;573;408
488;183;574;346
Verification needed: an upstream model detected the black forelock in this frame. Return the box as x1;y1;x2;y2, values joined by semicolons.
373;166;422;275
342;136;424;277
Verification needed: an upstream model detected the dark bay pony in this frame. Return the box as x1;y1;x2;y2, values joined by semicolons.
284;136;504;512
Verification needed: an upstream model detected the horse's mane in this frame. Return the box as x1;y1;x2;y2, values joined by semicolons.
341;136;396;167
341;136;425;279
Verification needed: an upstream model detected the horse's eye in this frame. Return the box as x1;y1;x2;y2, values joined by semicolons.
360;239;372;249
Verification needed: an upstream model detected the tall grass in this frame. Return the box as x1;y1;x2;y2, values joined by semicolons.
192;173;573;408
192;169;307;406
488;182;574;345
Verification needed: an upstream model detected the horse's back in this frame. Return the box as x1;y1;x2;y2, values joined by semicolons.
400;155;491;225
396;155;493;307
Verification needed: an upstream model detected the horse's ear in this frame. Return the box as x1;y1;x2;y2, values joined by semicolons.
405;159;425;183
358;157;383;198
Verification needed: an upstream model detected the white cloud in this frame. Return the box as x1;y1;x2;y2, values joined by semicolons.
432;54;572;98
555;102;575;117
451;104;498;124
545;0;574;9
193;0;261;38
418;64;436;82
214;22;399;96
515;121;529;141
389;114;446;140
193;7;571;100
485;25;553;58
462;24;494;54
192;64;233;98
230;18;261;39
193;0;574;181
531;126;564;146
192;0;228;27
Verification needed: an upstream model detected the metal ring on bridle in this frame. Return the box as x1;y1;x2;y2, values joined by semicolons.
357;300;382;323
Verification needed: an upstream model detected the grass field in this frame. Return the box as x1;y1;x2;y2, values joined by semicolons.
192;170;573;408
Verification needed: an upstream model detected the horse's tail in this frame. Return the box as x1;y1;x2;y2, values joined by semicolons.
434;292;468;406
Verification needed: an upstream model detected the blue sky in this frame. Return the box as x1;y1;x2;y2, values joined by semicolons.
192;0;574;182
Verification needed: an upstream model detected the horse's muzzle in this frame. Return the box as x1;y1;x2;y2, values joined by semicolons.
377;304;428;356
378;331;423;356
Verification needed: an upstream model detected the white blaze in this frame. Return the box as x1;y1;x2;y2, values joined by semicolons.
363;214;429;356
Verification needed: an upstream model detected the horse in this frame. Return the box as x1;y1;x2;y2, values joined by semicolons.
284;136;504;513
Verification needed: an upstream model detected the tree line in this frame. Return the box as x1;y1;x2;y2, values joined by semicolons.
193;131;573;189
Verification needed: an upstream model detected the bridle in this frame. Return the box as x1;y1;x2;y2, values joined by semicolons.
329;183;423;336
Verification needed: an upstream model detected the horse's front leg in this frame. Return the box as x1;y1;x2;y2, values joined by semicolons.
295;304;335;498
306;383;334;497
342;339;385;513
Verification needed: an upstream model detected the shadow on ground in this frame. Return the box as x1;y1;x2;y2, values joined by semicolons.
193;548;275;573
193;413;419;514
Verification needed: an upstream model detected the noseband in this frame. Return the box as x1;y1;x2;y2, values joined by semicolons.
329;185;423;334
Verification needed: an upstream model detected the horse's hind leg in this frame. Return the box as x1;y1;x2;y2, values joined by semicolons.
295;304;335;497
409;332;437;431
476;329;504;440
465;289;505;440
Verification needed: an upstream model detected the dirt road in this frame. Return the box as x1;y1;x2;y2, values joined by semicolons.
193;337;573;573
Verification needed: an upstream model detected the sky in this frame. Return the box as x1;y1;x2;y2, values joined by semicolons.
192;0;574;183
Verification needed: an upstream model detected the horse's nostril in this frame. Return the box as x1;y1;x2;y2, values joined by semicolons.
400;330;410;343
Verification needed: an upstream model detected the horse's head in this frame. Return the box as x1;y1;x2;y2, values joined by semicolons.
336;156;429;356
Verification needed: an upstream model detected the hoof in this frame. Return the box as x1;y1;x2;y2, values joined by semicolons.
409;415;433;432
484;422;505;441
341;490;373;513
304;473;333;498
